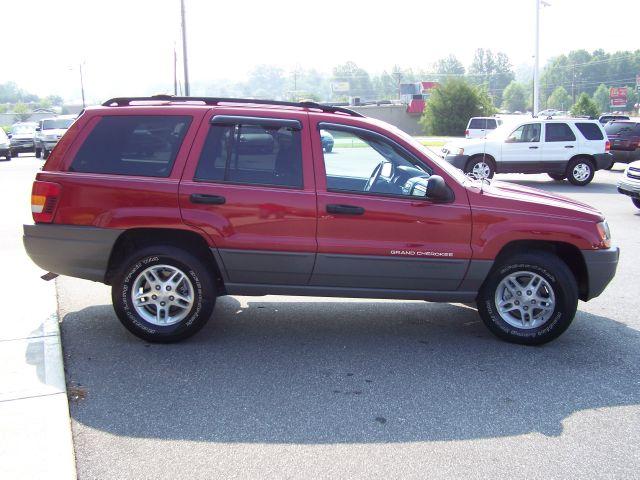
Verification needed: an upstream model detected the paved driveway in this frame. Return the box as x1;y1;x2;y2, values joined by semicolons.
58;168;640;479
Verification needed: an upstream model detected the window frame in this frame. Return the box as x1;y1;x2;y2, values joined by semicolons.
506;123;541;143
193;117;305;190
317;122;435;201
575;122;605;141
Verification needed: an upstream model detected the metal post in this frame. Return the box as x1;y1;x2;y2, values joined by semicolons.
533;0;540;115
79;63;86;109
181;0;190;96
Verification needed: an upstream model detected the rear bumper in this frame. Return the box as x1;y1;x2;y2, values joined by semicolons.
23;224;124;282
610;149;640;164
444;154;469;170
581;247;619;300
593;153;614;170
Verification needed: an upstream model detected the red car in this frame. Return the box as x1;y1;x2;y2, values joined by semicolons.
23;96;619;345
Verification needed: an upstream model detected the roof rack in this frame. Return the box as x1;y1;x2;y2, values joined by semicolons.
101;95;364;117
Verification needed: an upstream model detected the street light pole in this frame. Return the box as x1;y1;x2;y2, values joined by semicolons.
79;63;86;109
533;0;540;116
180;0;190;96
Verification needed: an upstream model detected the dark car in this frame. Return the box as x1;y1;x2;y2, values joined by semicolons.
23;95;618;346
9;122;37;157
599;114;630;125
605;121;640;167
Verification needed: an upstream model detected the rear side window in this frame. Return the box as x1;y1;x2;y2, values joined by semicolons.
468;118;486;129
545;123;576;142
194;123;302;188
70;116;191;177
576;122;605;140
486;119;497;129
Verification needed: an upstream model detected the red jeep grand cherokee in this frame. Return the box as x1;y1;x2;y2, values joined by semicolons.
23;96;619;345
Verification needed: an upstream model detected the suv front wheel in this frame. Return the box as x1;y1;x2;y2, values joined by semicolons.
112;245;216;342
477;252;578;345
465;155;495;179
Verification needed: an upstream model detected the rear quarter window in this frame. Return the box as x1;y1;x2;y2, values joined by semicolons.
468;119;486;129
575;122;604;140
69;115;192;177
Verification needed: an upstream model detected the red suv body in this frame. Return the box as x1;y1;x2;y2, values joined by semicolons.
23;97;619;345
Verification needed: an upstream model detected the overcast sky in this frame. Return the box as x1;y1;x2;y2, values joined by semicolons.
5;0;638;103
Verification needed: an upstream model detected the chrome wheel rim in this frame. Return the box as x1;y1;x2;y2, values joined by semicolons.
494;271;555;329
131;264;194;326
472;161;491;179
572;163;590;182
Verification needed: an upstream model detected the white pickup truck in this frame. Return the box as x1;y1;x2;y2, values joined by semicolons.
442;118;613;185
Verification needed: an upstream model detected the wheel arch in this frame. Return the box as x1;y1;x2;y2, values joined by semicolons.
492;239;589;301
104;227;225;293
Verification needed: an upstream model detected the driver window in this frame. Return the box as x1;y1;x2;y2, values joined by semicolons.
506;123;541;143
321;128;427;196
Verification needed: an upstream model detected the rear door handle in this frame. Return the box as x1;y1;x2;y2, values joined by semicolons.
529;146;539;149
564;145;575;148
327;204;365;215
190;193;226;205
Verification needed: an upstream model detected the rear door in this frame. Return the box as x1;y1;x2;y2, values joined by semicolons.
179;109;317;286
543;122;578;169
308;115;472;293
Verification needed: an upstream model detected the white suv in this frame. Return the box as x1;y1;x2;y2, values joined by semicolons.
465;116;502;139
442;118;612;186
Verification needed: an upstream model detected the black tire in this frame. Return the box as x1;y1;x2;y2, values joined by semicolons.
547;173;565;181
464;155;495;179
35;147;42;158
111;245;216;342
604;161;614;170
42;149;49;160
632;198;640;209
10;150;17;158
566;157;595;186
477;251;578;345
324;144;333;153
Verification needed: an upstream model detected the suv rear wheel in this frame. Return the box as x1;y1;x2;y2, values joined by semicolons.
566;157;595;186
112;245;216;342
477;252;578;345
465;155;495;179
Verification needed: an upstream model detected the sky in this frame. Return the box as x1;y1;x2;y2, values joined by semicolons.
4;0;638;103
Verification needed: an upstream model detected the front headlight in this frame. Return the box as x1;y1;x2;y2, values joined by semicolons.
596;221;611;249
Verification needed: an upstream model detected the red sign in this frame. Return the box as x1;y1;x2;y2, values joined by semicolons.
610;87;628;107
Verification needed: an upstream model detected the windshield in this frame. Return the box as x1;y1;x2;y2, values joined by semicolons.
42;118;74;130
605;122;637;136
11;124;36;135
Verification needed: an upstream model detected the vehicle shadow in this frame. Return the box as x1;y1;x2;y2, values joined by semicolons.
61;297;640;444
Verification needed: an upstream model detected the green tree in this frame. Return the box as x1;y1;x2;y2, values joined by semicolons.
570;93;599;118
501;81;526;112
468;49;514;107
13;103;31;122
592;84;610;113
546;86;572;110
46;95;64;106
332;61;374;100
434;55;465;75
244;65;286;99
420;79;496;136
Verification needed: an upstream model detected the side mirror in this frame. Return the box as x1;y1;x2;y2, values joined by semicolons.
425;175;453;203
7;133;12;139
35;127;41;132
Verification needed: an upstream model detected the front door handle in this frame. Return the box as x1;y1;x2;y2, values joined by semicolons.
529;146;539;149
564;145;575;148
327;204;365;215
190;193;226;205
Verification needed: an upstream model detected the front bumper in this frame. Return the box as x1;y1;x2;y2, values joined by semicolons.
23;224;124;283
618;179;640;198
10;141;35;153
581;247;619;300
444;154;469;170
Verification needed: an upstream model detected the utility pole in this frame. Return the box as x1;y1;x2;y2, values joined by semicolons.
173;45;178;96
533;0;540;116
180;0;190;96
79;63;86;109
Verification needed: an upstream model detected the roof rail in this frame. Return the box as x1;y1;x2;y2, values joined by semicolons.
101;95;364;117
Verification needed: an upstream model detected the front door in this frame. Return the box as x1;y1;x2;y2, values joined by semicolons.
500;122;542;172
309;118;472;292
179;109;317;286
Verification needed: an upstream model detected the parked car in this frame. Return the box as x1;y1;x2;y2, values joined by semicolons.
442;118;612;185
617;160;640;209
0;129;10;160
538;109;559;117
604;121;640;168
9;122;37;157
598;114;630;125
23;95;618;346
34;115;76;159
465;117;503;139
320;129;334;152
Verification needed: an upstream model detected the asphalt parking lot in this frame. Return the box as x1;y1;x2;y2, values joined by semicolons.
7;154;639;479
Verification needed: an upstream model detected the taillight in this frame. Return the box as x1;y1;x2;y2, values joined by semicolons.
605;140;610;152
465;130;469;137
31;181;61;223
